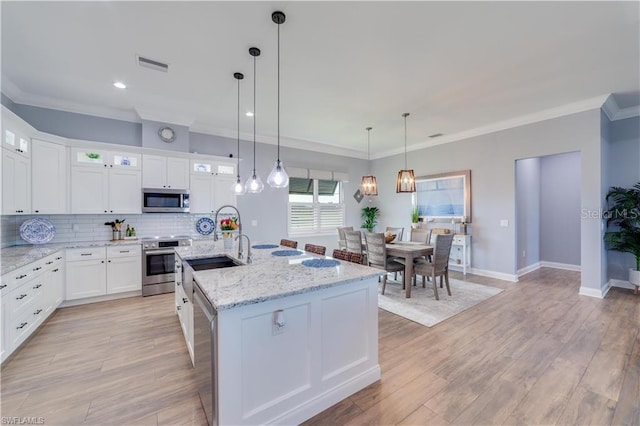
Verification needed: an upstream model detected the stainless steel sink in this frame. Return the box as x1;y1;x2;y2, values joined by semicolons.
185;255;243;271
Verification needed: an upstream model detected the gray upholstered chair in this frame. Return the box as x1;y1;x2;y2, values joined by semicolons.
410;227;431;243
345;230;364;254
364;232;405;295
385;226;404;243
337;226;353;250
413;233;455;300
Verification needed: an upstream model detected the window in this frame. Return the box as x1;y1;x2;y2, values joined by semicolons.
288;177;345;236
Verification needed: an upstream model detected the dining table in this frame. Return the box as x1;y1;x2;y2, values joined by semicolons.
386;241;434;298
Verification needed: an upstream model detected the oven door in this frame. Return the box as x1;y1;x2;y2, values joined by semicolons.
143;249;176;285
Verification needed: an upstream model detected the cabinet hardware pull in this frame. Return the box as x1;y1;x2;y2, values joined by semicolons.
34;309;42;315
183;298;188;304
108;260;111;263
101;260;105;264
46;261;54;265
33;284;42;289
176;305;181;310
16;294;27;300
35;210;39;213
0;285;7;290
52;269;59;272
119;250;130;253
16;274;27;279
33;267;42;271
56;257;62;260
16;322;28;329
80;253;92;256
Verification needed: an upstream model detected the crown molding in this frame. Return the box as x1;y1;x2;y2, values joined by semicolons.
373;94;612;159
134;107;194;128
602;95;640;121
1;77;23;102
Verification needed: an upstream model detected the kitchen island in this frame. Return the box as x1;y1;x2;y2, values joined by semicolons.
175;241;381;426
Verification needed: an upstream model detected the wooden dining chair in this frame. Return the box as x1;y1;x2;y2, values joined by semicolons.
344;230;363;254
280;239;298;249
336;226;353;250
410;227;431;243
364;232;405;295
413;233;455;300
332;249;363;264
385;226;404;243
304;243;326;256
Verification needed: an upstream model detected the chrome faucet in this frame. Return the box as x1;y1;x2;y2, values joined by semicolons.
213;205;243;256
235;234;252;263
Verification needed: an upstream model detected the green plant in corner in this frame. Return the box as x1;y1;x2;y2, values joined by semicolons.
411;205;420;223
361;206;380;232
603;182;640;292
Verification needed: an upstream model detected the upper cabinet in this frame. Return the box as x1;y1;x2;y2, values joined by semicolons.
2;108;33;215
70;148;141;214
142;155;189;190
189;159;236;214
3;127;30;158
31;139;68;214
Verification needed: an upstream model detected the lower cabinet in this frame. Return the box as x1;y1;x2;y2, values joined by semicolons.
106;246;142;294
175;281;194;365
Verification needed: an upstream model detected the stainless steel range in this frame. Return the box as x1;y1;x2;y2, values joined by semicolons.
141;236;192;296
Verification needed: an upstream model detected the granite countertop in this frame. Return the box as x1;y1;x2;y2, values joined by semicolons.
1;239;141;275
175;241;379;311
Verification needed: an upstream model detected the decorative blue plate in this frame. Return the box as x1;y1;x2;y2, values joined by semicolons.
252;244;279;249
271;250;303;257
301;259;341;268
195;217;215;236
19;218;56;244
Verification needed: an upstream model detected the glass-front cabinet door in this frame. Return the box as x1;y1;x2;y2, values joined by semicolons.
108;151;141;169
71;147;107;167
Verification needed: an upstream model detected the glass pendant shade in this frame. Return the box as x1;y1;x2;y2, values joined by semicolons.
396;112;416;193
396;169;416;193
231;177;246;195
267;160;289;188
245;172;264;193
361;175;378;196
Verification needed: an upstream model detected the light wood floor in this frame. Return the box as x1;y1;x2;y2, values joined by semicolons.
1;269;638;425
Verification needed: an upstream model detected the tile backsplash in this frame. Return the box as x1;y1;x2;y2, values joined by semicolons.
1;213;231;247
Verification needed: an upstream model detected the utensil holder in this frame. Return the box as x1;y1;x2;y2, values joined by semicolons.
112;230;121;240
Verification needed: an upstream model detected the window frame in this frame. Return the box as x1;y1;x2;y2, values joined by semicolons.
288;178;345;237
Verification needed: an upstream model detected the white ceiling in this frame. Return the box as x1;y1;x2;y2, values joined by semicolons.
2;1;639;159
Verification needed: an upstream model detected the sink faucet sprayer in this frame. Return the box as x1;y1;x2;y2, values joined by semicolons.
213;205;246;259
235;234;252;263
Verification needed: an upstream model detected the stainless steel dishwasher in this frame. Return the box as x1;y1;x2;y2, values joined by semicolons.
193;281;218;426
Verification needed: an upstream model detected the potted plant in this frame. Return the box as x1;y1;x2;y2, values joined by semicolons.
361;206;380;232
604;182;640;294
411;206;420;227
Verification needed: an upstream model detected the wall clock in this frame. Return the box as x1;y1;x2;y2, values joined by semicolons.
158;126;176;143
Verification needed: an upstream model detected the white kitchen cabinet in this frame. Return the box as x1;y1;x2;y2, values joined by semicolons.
71;166;109;213
2;148;31;215
189;160;237;214
65;248;107;300
108;168;142;214
31;139;68;214
71;149;141;214
42;253;65;314
106;245;142;294
0;294;7;363
142;154;189;190
2;111;30;158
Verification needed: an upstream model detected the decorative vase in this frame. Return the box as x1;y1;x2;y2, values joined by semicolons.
223;232;234;249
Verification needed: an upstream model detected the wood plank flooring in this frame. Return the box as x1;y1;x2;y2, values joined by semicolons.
1;268;638;425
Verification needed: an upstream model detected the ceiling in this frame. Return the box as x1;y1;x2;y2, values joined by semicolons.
2;1;639;159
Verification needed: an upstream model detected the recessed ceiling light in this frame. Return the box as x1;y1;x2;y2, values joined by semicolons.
246;112;254;117
113;82;127;89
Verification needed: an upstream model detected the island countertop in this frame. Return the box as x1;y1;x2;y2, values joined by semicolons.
175;241;379;311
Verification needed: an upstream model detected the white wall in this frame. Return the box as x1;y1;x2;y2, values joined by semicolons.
515;157;541;271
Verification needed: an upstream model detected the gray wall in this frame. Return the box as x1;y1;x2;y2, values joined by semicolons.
540;152;581;265
516;157;541;270
372;109;605;291
141;119;190;153
1;101;142;147
607;115;640;280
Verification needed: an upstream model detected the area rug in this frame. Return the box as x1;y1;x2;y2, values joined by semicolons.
378;278;503;327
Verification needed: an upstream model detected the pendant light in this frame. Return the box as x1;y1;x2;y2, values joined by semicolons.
245;47;264;193
360;127;378;196
396;112;416;193
231;72;246;195
267;11;289;188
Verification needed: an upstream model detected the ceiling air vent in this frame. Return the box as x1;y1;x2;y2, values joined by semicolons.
136;55;169;72
428;133;443;138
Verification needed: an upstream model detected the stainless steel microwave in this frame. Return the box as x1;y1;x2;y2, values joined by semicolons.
142;188;190;213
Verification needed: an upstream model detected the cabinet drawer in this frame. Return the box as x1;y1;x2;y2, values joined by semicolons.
106;245;141;258
2;261;44;295
66;247;106;261
42;252;64;270
9;306;42;350
9;279;43;317
453;236;466;245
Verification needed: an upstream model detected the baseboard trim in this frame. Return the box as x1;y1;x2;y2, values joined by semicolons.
540;261;581;272
270;365;381;425
60;291;141;308
468;267;518;283
518;262;541;277
578;282;612;299
608;278;636;291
